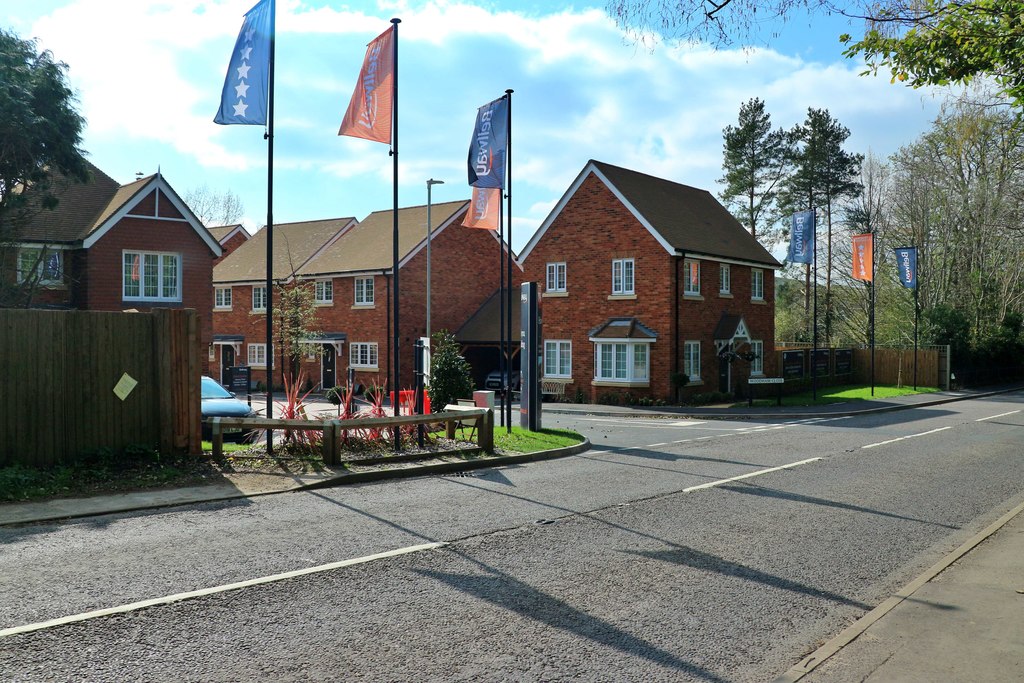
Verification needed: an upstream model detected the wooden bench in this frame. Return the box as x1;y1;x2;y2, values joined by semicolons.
206;408;494;464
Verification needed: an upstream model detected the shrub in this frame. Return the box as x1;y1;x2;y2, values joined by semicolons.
428;331;474;411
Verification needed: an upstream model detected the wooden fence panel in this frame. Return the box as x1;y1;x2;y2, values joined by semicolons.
0;309;198;468
852;348;939;388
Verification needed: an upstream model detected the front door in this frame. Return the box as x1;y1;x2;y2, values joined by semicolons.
322;344;336;389
221;345;235;385
718;344;731;394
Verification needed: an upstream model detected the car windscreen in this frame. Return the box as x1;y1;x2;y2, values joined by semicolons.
201;377;233;399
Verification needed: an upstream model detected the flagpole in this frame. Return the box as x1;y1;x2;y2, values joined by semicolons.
505;88;513;433
913;248;919;390
870;228;876;397
265;0;276;454
389;18;401;452
498;203;505;427
812;206;818;401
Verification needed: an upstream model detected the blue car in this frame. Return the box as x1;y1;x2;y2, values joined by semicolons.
201;376;260;442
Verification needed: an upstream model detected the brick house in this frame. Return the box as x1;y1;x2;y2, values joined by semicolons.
4;161;222;371
208;224;250;267
293;201;514;392
211;217;356;387
519;160;781;403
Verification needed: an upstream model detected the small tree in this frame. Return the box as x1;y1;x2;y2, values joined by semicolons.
428;331;473;412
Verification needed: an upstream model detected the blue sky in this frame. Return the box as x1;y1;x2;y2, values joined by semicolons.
3;0;948;252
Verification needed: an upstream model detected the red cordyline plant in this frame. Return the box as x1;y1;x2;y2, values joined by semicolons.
335;383;358;444
275;371;321;450
361;382;390;442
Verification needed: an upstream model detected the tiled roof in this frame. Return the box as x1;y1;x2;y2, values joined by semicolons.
212;218;356;283
587;317;659;340
297;201;469;276
454;288;522;344
13;160;127;243
208;224;246;242
590;160;781;267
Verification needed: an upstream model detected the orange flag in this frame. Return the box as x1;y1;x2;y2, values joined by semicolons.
339;26;394;144
852;233;873;281
462;187;501;230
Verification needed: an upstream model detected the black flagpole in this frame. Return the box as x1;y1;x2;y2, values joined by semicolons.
498;182;505;428
812;206;818;401
505;88;513;433
913;264;919;390
870;230;876;397
390;18;401;452
265;0;276;454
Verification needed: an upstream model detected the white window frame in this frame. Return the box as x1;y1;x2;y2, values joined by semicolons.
683;259;700;296
252;286;267;312
750;340;764;375
18;247;63;285
544;340;572;378
314;279;333;304
354;276;374;306
751;269;765;301
123;250;181;302
214;286;232;309
684;341;701;382
350;342;379;369
594;341;650;383
719;263;731;294
612;258;635;295
546;262;566;293
248;343;268;367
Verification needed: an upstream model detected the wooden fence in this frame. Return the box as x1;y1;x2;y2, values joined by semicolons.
0;308;200;467
775;344;948;389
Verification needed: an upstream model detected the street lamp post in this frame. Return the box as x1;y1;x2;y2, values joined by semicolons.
426;178;444;338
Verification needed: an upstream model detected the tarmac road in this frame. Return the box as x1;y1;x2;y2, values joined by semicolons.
1;391;1022;681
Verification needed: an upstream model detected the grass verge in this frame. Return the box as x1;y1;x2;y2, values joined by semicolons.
740;383;939;408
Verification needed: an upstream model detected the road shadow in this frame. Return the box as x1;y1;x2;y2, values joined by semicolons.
415;560;729;682
717;483;960;530
622;543;870;610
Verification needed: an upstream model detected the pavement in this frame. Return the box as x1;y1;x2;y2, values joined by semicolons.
3;384;1023;681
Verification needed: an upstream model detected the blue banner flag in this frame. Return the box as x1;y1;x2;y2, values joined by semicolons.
214;0;273;125
787;210;815;265
894;246;918;288
467;97;509;189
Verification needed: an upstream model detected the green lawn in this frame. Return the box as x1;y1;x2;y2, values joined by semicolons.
493;426;585;452
741;383;939;408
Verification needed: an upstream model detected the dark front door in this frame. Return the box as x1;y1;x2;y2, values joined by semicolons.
718;345;731;394
221;345;235;385
322;344;336;389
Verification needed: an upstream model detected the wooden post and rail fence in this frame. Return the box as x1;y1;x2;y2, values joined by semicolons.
207;406;494;463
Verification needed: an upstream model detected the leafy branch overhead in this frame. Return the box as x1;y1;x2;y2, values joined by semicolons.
607;1;1024;107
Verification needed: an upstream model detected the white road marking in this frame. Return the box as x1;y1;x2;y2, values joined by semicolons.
0;542;446;640
682;458;821;493
861;426;952;450
975;410;1021;422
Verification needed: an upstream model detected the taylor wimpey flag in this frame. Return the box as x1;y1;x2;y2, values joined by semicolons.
467;97;509;188
852;233;874;282
787;210;815;265
894;246;918;288
338;26;394;144
214;0;272;125
463;187;501;230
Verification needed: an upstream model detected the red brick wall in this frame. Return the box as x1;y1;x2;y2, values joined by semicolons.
522;172;777;403
83;215;214;373
211;210;516;393
213;231;248;268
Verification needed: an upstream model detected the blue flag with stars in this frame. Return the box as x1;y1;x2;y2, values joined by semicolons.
215;0;272;125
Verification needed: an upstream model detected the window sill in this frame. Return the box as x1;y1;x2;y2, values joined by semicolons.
543;376;572;382
718;292;733;298
350;366;378;372
214;307;232;312
683;294;704;301
542;292;568;298
124;298;183;304
607;294;637;301
251;309;266;314
315;301;334;307
683;379;704;386
592;379;650;388
352;304;376;310
751;299;767;305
